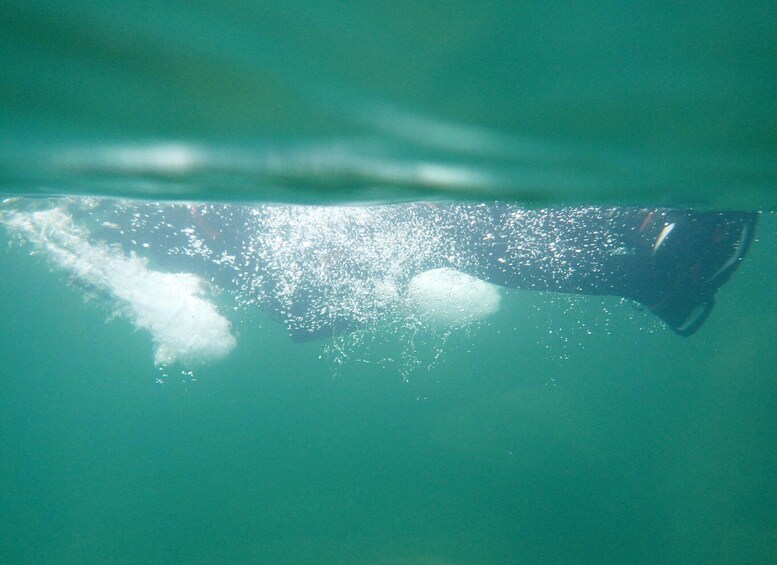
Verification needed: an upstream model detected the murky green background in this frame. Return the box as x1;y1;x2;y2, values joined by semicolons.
2;1;777;563
2;1;776;206
2;215;776;564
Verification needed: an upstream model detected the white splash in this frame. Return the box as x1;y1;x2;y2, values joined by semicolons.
1;205;236;365
406;268;501;328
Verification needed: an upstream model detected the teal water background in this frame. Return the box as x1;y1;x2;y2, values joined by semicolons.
2;1;776;207
2;2;777;563
1;214;776;564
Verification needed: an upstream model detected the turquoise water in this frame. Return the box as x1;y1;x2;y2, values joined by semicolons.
1;208;776;564
2;2;777;564
2;1;777;207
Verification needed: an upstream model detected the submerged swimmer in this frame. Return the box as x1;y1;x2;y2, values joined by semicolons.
84;200;756;337
1;199;757;360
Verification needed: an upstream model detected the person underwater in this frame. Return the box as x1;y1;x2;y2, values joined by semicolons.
0;199;758;359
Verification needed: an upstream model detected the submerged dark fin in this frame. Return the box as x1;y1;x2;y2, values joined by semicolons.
645;211;758;336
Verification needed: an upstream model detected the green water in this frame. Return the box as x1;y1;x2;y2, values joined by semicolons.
2;2;777;564
2;1;777;206
2;213;776;564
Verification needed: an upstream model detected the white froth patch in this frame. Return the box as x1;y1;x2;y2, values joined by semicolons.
1;206;236;365
406;268;501;327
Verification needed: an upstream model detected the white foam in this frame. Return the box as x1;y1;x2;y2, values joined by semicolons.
406;268;501;327
1;206;236;365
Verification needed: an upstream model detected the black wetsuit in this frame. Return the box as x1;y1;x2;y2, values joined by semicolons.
84;201;757;339
459;206;757;335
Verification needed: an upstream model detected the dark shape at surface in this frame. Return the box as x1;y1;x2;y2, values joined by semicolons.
79;201;756;339
469;207;757;336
